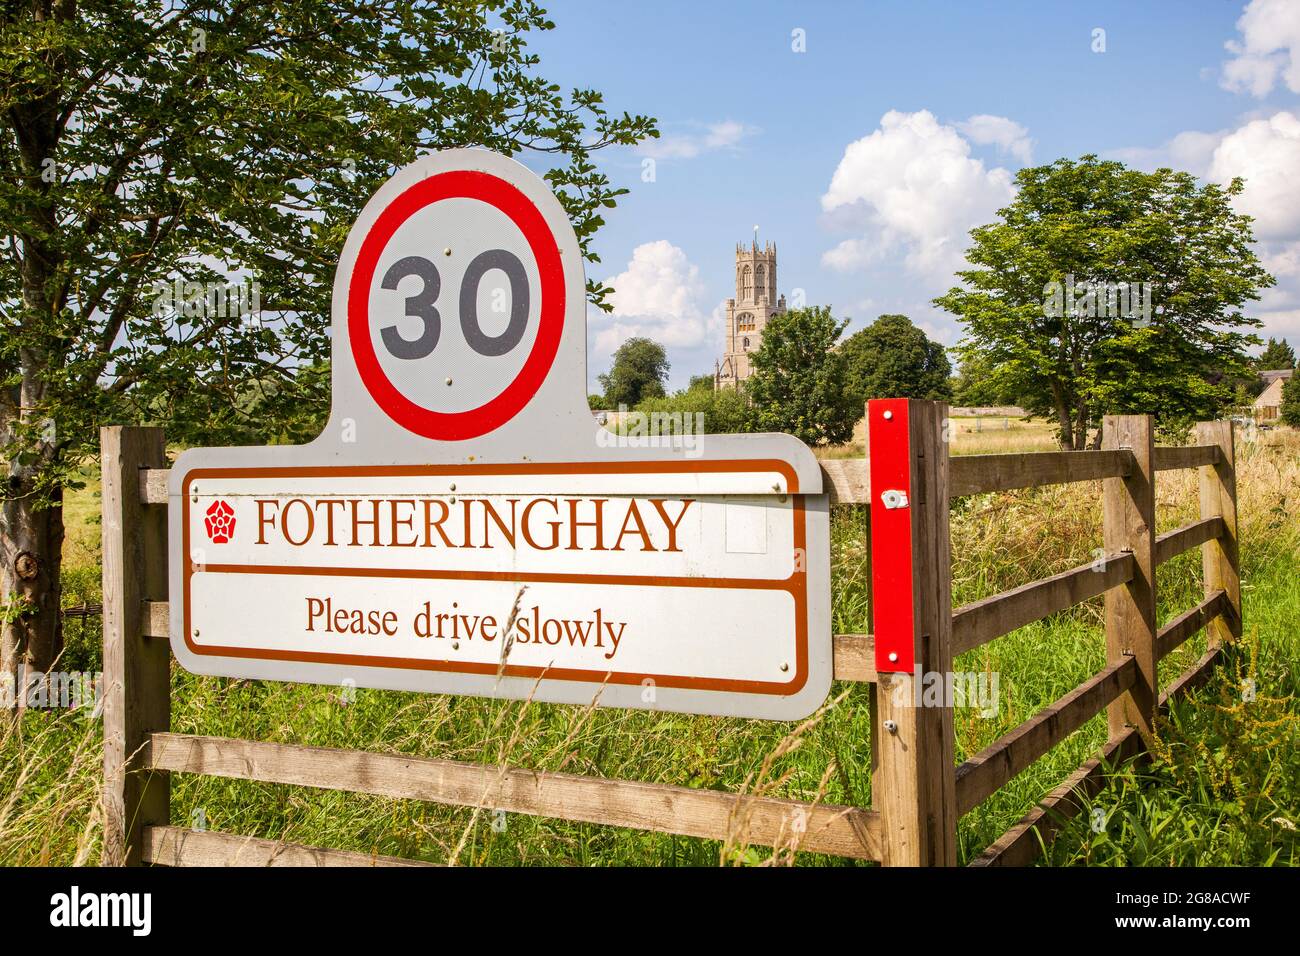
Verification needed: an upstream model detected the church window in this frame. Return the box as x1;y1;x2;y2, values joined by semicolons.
741;266;752;299
743;337;750;349
755;264;766;301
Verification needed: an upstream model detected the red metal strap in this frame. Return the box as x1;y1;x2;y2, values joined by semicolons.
869;398;916;673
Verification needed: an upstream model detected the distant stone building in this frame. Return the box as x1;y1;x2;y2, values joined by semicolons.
715;240;786;388
1254;368;1294;421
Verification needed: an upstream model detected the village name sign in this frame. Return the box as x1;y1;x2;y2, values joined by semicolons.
168;150;832;720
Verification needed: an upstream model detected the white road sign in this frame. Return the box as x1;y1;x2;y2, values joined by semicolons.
169;149;831;719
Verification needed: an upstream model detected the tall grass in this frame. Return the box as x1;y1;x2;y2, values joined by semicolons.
1;430;1296;866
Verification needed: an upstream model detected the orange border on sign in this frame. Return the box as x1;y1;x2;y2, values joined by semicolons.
180;460;811;696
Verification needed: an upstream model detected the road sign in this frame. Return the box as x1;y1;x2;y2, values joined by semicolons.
168;149;831;720
346;168;566;440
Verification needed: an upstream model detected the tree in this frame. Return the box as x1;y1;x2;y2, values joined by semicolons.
634;385;754;434
687;373;714;393
0;3;656;684
599;337;668;407
1256;337;1296;371
935;156;1272;449
1281;373;1300;427
951;351;1026;408
839;314;951;407
746;306;858;446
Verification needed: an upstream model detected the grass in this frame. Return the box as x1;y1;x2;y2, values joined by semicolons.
820;413;1061;459
1;428;1297;866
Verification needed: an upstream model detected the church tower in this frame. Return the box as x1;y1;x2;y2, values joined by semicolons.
716;239;786;388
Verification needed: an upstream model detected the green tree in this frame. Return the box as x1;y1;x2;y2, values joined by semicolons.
839;314;951;407
951;351;1026;408
687;373;715;393
1281;373;1300;427
936;156;1272;449
1256;337;1296;370
634;385;754;434
0;2;656;680
599;337;669;407
746;306;858;446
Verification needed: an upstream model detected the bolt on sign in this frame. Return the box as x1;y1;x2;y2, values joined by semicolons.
169;150;831;719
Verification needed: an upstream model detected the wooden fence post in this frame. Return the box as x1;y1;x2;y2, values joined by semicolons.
871;399;956;866
102;426;171;866
1195;420;1240;647
1102;415;1157;742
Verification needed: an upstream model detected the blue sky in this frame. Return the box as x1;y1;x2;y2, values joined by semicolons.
521;1;1300;391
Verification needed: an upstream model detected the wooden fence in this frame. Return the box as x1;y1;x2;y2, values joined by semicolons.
59;602;103;660
100;403;1239;866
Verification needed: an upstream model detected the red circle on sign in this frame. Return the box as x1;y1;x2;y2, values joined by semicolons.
348;169;565;440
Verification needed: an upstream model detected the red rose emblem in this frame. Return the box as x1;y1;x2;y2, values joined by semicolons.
204;500;236;543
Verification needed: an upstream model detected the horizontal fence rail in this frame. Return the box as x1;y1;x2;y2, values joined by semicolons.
149;446;1220;508
819;444;1219;505
141;468;168;505
1156;591;1229;661
969;729;1145;867
1153;444;1220;472
148;733;883;861
948;449;1133;497
820;459;870;506
105;414;1240;868
971;642;1227;867
144;826;436;868
61;601;104;620
832;633;876;682
952;553;1134;657
1155;516;1225;566
955;658;1138;816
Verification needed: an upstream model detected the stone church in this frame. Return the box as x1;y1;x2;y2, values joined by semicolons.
714;239;786;388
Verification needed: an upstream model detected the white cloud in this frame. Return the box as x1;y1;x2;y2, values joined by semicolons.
1215;0;1300;340
1221;0;1300;97
1113;110;1300;346
1253;244;1300;342
822;237;882;272
1106;129;1225;177
820;109;1017;282
1261;240;1300;280
637;120;756;160
587;240;725;388
1208;111;1300;240
1175;110;1300;345
956;114;1033;163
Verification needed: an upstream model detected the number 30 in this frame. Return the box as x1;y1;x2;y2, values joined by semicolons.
379;249;529;360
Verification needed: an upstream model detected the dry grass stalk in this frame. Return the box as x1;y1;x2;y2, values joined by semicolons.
721;689;850;866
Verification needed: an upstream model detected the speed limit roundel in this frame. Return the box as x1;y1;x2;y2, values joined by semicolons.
347;169;565;440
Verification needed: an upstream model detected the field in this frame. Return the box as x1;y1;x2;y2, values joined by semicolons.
821;413;1062;459
2;421;1298;866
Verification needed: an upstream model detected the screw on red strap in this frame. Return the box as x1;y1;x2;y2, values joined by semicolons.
869;398;916;673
